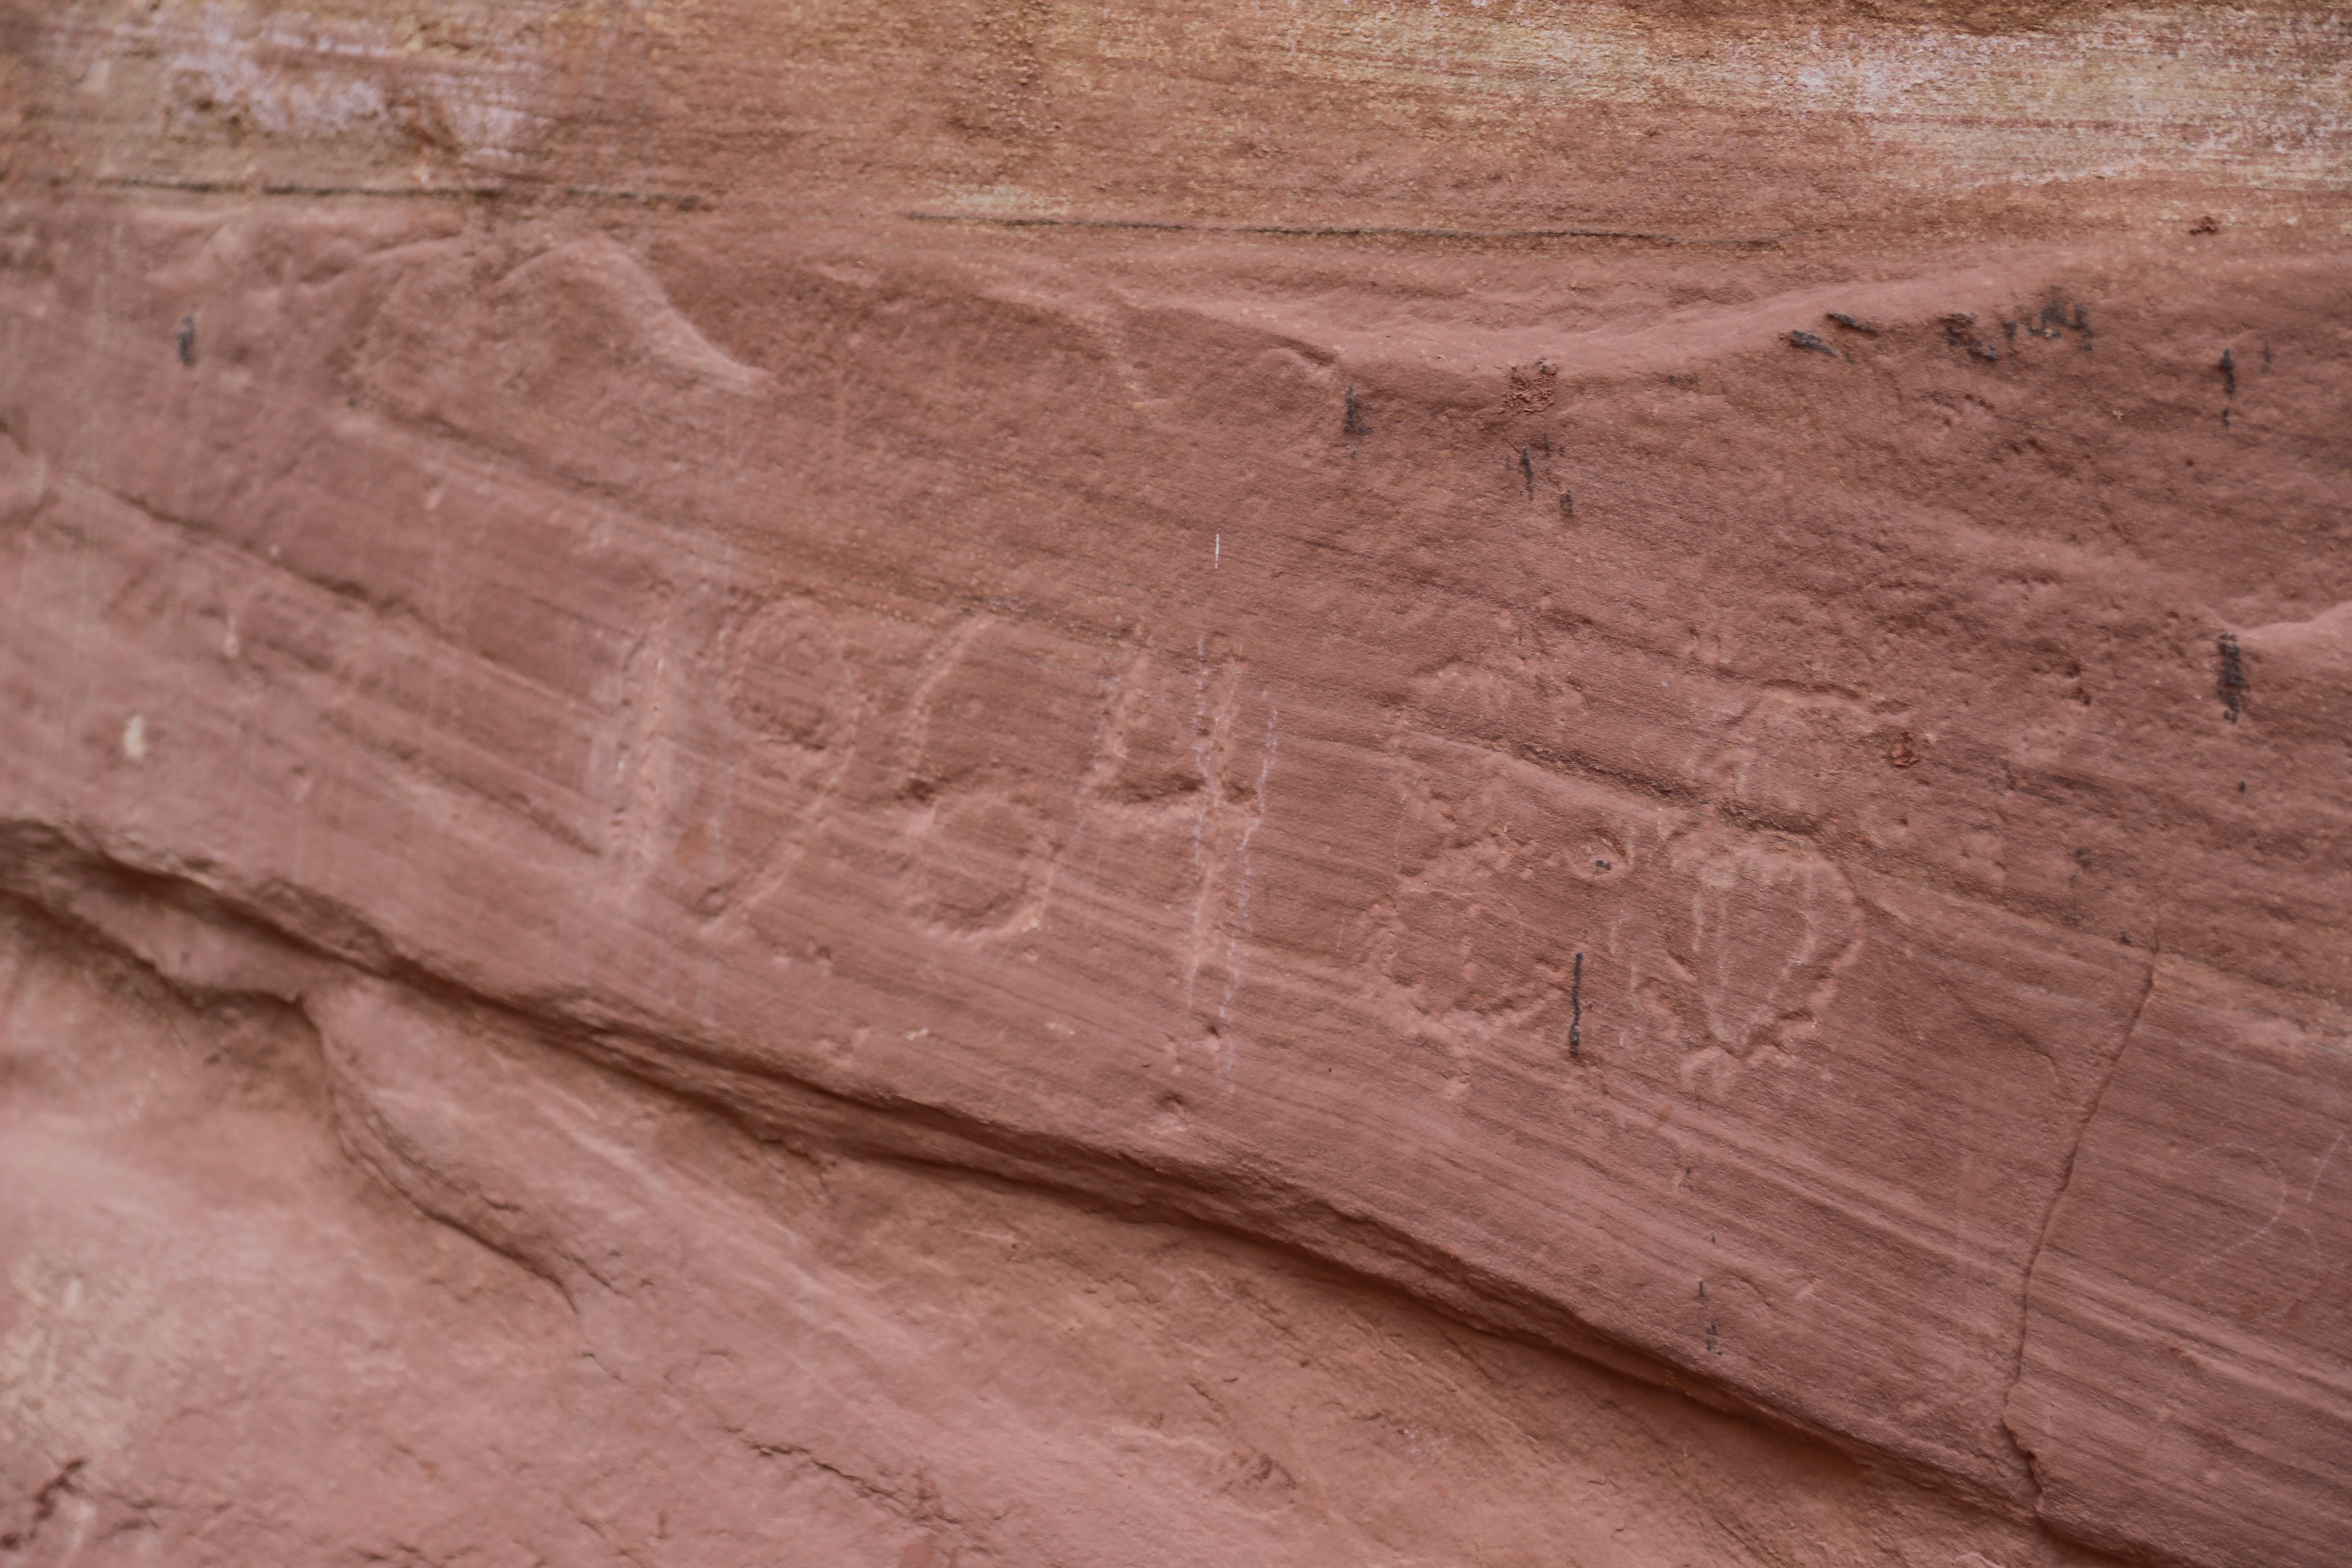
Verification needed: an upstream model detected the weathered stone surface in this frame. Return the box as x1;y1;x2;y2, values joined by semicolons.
2009;963;2352;1568
0;895;2126;1565
2;2;2346;1564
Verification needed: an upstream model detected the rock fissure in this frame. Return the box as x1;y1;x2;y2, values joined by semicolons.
0;1460;85;1554
1998;929;2163;1505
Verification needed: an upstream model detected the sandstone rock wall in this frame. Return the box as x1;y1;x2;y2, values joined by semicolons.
2;4;2347;1565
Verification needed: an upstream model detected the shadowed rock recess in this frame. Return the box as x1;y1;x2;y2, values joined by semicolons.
1;3;2346;1565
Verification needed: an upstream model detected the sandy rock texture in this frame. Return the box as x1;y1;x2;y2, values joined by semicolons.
1;2;2346;1565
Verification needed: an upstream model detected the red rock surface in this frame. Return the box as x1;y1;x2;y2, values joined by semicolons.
2;3;2346;1565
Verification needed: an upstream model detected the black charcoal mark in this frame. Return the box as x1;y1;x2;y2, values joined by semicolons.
1558;490;1574;519
2218;632;2248;723
1942;313;1999;362
1344;384;1368;443
1520;447;1536;499
2262;339;2273;373
2219;347;2237;400
1825;312;1879;335
1569;951;1583;1055
1785;329;1838;357
175;314;195;365
2023;297;2093;346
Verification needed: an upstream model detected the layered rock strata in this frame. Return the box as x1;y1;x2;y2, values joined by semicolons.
3;3;2347;1565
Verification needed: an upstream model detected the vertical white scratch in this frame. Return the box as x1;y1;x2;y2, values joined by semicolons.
1216;704;1281;1059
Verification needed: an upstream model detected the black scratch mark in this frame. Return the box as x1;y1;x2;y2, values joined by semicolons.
2217;632;2248;723
1568;951;1584;1055
1942;313;2000;362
